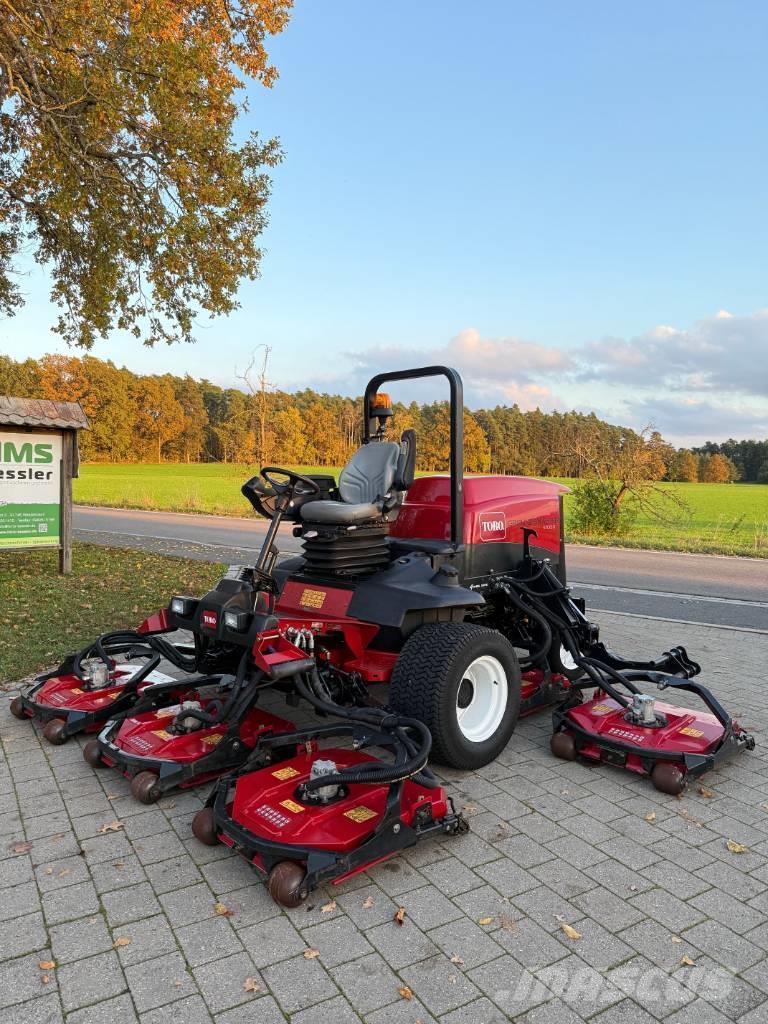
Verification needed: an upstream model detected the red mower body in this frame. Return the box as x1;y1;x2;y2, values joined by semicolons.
102;704;295;775
224;747;448;861
564;694;724;773
391;475;568;582
25;665;175;726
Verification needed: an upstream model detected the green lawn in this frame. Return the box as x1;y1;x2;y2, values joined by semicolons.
73;463;768;558
0;544;224;682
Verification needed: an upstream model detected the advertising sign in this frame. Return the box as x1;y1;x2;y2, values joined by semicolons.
0;431;62;548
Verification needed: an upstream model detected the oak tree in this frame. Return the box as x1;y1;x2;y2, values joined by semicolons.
1;0;291;347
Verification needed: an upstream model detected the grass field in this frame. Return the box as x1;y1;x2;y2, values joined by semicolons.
72;463;768;557
0;544;224;681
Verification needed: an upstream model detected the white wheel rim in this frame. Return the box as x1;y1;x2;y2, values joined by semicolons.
559;645;578;671
455;655;508;743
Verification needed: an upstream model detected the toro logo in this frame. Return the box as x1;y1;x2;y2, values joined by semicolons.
202;609;218;630
478;512;506;542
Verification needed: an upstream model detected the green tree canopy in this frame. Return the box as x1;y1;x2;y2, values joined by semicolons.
1;0;291;347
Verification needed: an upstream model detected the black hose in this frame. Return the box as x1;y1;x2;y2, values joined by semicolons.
294;672;434;790
496;583;553;669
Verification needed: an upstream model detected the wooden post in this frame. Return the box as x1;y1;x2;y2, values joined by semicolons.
59;430;73;574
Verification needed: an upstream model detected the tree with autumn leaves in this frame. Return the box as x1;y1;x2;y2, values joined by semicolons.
1;0;291;347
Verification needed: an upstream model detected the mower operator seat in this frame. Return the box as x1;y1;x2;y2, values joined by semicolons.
300;432;415;526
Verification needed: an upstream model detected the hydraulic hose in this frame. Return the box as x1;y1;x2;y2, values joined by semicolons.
495;582;553;669
294;672;436;790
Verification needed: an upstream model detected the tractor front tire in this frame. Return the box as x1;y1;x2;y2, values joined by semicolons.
9;697;25;720
388;623;521;770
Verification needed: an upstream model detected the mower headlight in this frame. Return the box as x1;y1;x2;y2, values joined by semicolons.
170;596;197;617
224;610;251;632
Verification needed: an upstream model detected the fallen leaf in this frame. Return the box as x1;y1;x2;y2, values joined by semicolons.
8;840;32;855
214;902;234;917
448;974;457;983
41;974;50;985
398;986;414;1000
698;786;714;799
45;868;53;876
462;804;478;815
629;885;638;892
671;936;683;944
450;954;465;965
500;915;518;933
726;839;748;854
644;812;657;823
58;869;70;878
394;907;407;926
362;896;375;909
97;821;124;834
303;947;320;959
680;954;696;966
243;977;261;993
321;900;337;914
560;923;582;940
113;937;131;948
478;916;494;926
38;961;56;970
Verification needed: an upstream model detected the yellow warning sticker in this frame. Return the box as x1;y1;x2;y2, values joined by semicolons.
591;703;614;715
300;588;326;609
151;729;173;740
344;806;378;824
272;765;300;780
155;707;177;718
679;726;704;738
280;798;305;814
201;733;224;747
70;687;83;695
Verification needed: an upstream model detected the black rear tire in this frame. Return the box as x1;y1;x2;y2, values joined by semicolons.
388;623;521;770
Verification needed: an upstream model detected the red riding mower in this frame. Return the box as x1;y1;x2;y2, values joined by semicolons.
12;365;752;905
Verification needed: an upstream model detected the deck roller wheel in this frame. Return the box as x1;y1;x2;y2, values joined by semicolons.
131;771;161;805
82;740;106;768
42;718;68;745
651;762;685;796
550;730;577;761
9;697;25;720
267;861;308;908
191;807;219;847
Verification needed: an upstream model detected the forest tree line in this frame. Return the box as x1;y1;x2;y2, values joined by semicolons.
1;354;764;483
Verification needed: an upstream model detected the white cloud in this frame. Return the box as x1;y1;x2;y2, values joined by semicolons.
295;309;768;444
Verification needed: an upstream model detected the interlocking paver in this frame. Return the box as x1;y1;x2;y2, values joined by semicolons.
191;951;261;1014
57;949;127;1012
140;993;213;1024
260;951;338;1013
50;915;113;964
0;612;766;1024
123;950;196;1012
67;993;139;1024
329;951;400;1014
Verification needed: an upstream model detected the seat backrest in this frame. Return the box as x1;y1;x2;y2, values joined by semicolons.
338;441;400;504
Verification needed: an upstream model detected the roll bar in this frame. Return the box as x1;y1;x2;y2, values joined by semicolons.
363;365;464;549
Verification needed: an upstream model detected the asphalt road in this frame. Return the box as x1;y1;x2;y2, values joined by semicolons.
74;505;767;633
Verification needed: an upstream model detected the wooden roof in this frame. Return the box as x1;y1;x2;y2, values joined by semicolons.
0;396;89;430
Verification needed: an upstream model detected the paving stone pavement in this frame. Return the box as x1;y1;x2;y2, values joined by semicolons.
1;611;767;1024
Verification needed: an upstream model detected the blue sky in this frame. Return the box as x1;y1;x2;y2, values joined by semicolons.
3;0;768;444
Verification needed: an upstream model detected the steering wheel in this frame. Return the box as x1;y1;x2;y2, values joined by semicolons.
260;467;321;501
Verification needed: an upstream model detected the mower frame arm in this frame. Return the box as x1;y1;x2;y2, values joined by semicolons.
363;365;464;549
